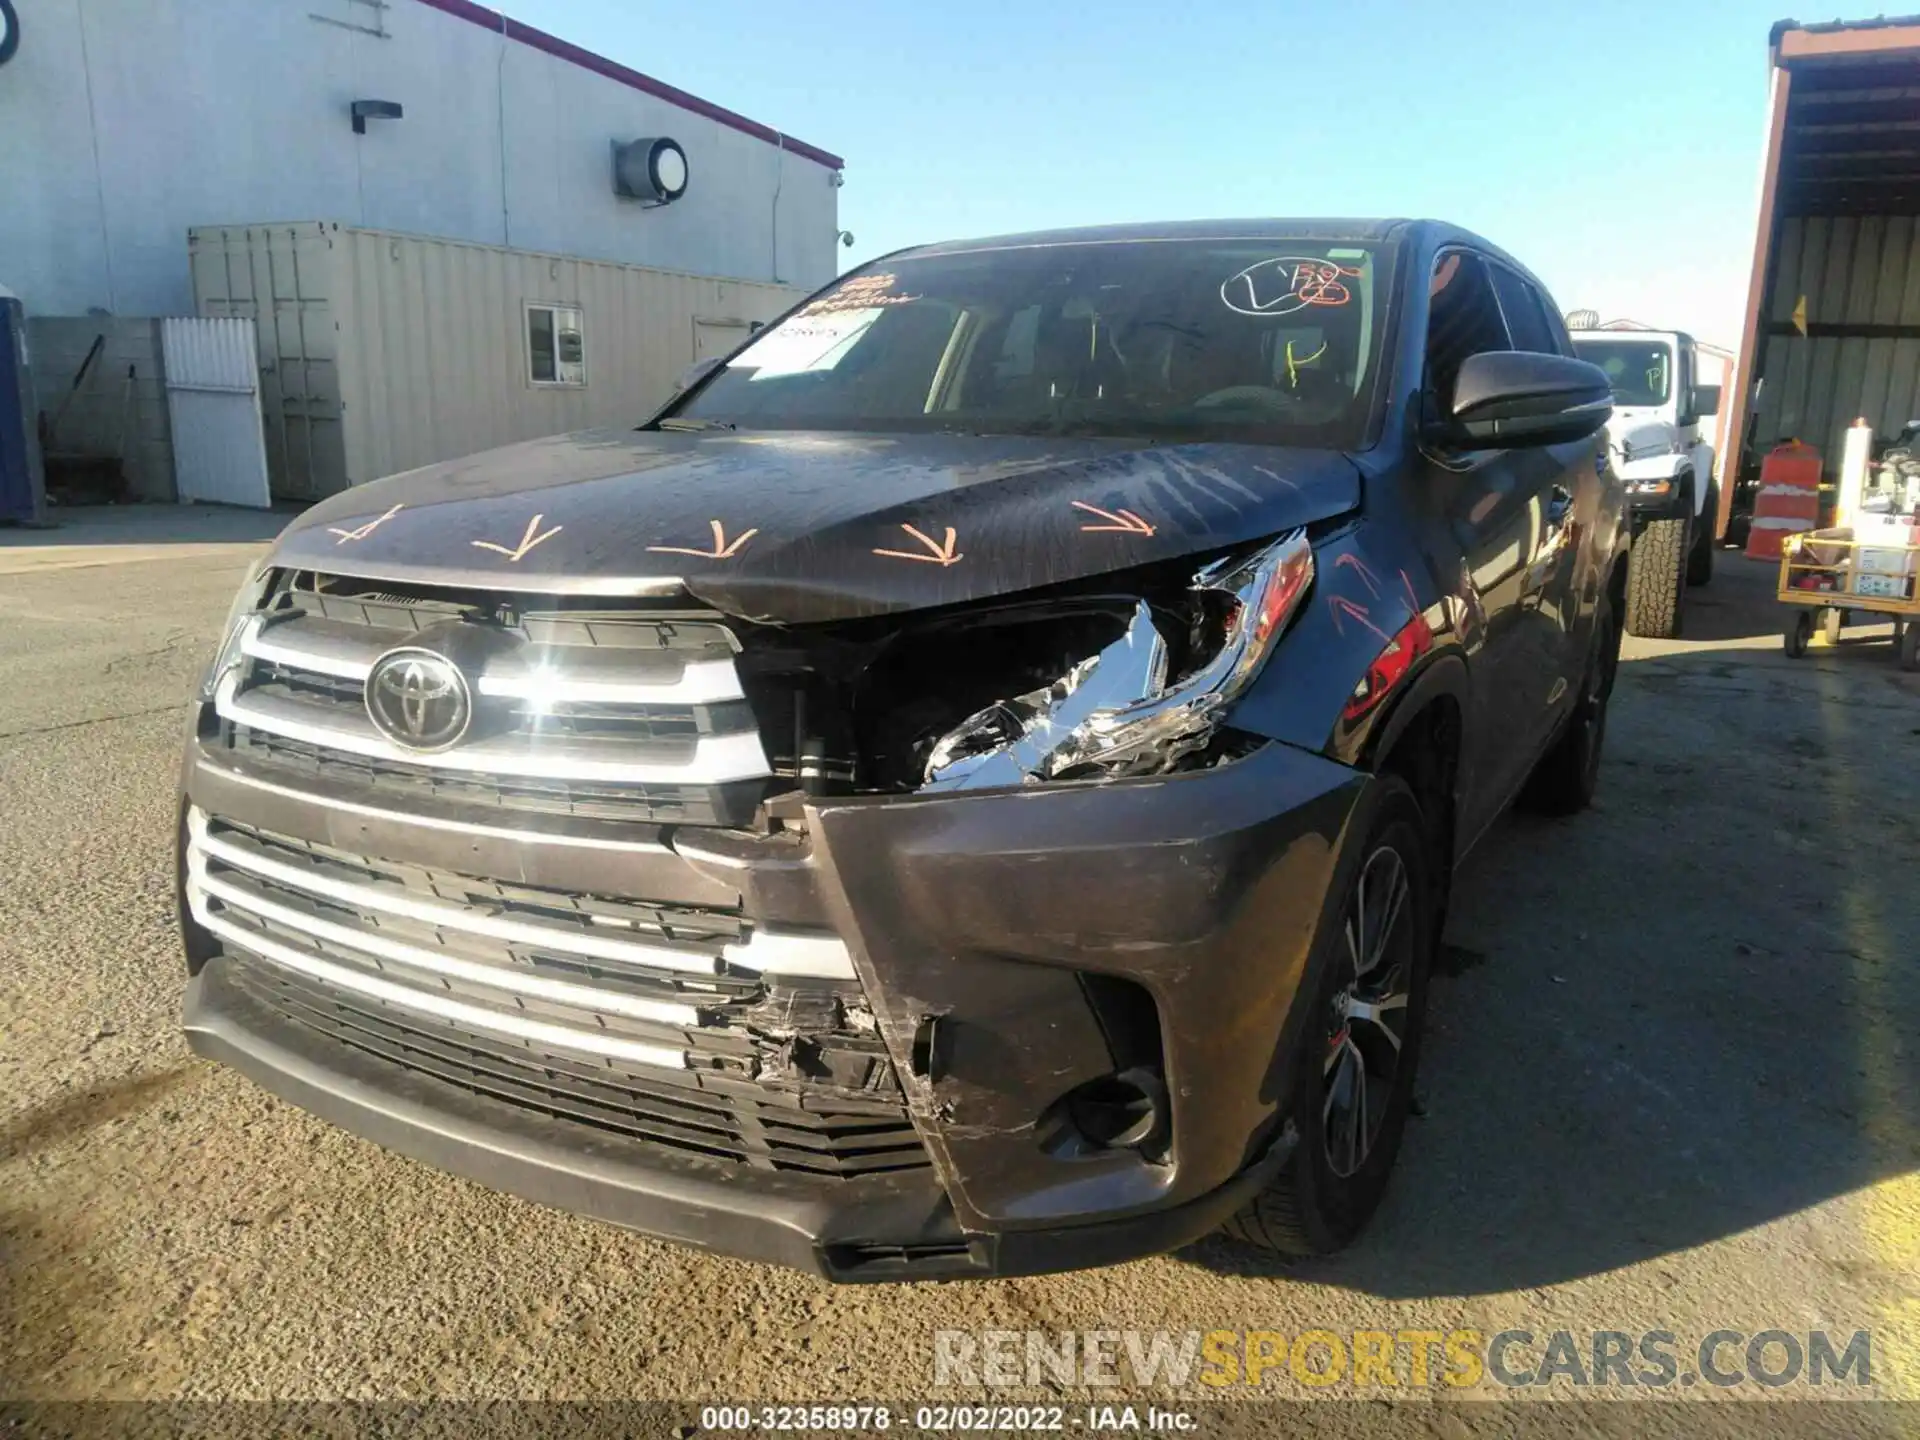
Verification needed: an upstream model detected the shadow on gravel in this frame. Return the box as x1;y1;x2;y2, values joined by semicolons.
0;1068;204;1394
1186;557;1920;1295
0;1066;202;1164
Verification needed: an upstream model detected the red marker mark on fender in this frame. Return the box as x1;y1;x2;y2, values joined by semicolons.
873;524;963;566
1071;501;1155;536
648;520;759;560
328;504;403;544
1335;552;1383;598
1329;594;1391;643
1344;610;1437;722
472;513;562;562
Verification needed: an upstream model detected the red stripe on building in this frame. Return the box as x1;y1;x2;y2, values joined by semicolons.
412;0;845;171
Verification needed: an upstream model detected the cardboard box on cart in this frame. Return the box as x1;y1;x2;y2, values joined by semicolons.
1850;513;1919;601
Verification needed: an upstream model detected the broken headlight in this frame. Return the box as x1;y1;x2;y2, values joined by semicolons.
921;530;1314;791
198;562;270;703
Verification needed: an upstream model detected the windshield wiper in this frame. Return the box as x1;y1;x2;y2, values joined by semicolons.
653;417;737;432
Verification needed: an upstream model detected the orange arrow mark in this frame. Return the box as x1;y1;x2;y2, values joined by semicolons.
471;513;562;562
647;519;759;560
327;504;403;544
1071;500;1155;536
873;523;963;566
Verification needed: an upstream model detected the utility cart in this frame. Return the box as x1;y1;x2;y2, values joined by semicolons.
1779;523;1920;670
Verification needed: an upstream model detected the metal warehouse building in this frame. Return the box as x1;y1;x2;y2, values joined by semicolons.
1727;14;1920;532
0;0;842;509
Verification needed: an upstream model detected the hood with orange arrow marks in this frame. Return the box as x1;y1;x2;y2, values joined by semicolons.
270;428;1362;624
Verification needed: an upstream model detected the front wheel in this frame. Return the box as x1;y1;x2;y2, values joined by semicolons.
1220;778;1433;1257
1626;516;1688;637
1784;609;1813;658
1900;620;1920;672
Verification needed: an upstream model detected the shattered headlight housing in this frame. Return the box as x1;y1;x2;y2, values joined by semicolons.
922;530;1314;791
198;562;271;703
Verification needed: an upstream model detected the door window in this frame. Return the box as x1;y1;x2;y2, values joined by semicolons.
1424;252;1510;408
1490;266;1556;355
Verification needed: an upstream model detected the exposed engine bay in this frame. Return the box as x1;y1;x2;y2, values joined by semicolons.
736;531;1313;803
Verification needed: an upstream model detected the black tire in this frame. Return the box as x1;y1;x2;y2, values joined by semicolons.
1221;777;1433;1257
1822;607;1845;646
1523;589;1622;816
1625;516;1688;638
1686;487;1716;587
1901;620;1920;672
1784;609;1813;658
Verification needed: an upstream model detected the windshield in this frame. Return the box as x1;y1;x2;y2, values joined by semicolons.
668;239;1391;447
1573;338;1673;407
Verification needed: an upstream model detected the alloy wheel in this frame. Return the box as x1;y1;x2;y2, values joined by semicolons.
1323;844;1415;1178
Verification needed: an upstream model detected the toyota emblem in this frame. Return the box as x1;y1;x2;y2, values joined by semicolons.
365;649;472;752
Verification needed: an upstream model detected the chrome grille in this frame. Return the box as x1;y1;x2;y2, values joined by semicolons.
214;576;774;824
186;811;928;1176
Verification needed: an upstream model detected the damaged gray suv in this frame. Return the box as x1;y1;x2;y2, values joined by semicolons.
179;220;1625;1279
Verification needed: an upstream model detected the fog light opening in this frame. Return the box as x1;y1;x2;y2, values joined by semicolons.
1044;1066;1170;1163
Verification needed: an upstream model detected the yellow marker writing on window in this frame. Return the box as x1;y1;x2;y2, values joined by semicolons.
1286;338;1327;389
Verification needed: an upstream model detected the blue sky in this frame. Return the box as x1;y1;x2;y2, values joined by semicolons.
507;0;1789;348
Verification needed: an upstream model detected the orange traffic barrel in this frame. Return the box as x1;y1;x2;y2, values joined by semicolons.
1746;440;1823;561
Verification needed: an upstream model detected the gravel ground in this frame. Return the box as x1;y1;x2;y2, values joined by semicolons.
1;509;1916;1423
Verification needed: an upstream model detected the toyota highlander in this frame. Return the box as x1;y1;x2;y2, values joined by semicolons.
178;220;1625;1280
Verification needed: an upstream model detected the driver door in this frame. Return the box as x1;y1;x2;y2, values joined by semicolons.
1418;250;1579;839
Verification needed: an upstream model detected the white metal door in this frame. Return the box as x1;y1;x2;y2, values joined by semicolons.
694;317;753;363
162;318;272;508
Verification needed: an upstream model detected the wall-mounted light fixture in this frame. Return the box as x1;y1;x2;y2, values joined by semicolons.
612;137;690;207
0;0;22;70
350;99;404;135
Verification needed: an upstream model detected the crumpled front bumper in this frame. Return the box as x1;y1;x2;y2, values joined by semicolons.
180;738;1368;1281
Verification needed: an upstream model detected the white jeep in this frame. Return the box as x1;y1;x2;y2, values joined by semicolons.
1569;328;1721;638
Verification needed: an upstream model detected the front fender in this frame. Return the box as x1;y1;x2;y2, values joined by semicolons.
1687;442;1715;516
1225;521;1468;772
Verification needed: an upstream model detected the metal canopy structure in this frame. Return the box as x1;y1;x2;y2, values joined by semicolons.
1773;17;1920;217
1722;16;1920;536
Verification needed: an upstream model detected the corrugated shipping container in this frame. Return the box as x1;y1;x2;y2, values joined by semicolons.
189;222;806;500
1751;215;1920;467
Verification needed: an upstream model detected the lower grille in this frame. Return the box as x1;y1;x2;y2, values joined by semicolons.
227;960;927;1175
187;811;929;1177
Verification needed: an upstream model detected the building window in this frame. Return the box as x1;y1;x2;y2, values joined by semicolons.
527;304;586;386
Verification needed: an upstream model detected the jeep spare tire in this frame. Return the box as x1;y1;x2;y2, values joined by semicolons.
1626;516;1687;639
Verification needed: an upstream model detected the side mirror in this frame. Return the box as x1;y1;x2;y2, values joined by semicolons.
1442;351;1613;448
1690;384;1721;419
672;356;724;394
